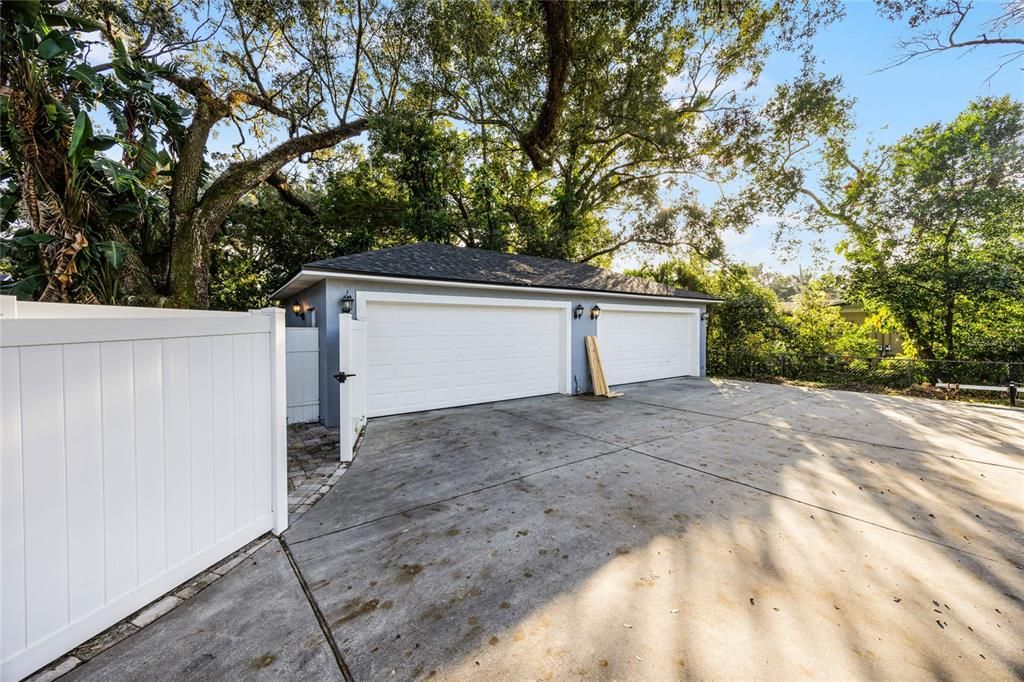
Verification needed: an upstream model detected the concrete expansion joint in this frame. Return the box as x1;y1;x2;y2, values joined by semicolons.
288;447;628;547
626;394;1024;472
279;536;355;682
629;447;1014;569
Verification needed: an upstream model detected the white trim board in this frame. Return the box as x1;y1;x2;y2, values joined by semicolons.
272;269;721;305
595;303;701;314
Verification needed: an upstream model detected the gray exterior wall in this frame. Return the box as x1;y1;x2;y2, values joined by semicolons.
287;276;707;427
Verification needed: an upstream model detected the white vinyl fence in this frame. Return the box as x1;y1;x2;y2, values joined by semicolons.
0;297;287;682
285;327;319;424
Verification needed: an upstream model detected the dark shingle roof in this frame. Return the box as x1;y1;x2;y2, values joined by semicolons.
305;243;717;301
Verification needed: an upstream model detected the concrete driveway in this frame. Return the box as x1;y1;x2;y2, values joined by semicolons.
65;379;1023;681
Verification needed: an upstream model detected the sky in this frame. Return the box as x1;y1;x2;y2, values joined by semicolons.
614;0;1023;276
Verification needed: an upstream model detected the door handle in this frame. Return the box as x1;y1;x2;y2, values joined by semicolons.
333;372;357;383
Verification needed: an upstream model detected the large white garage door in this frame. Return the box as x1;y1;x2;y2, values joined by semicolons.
598;306;699;386
362;295;568;417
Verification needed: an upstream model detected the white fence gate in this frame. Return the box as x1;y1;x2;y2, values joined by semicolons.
0;297;287;682
285;327;319;424
338;314;367;462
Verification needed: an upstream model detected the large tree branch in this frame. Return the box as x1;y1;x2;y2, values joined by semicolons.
160;71;219;100
266;170;319;218
577;237;681;263
519;0;572;171
226;90;296;125
195;118;369;237
341;0;366;123
160;70;303;129
795;186;865;232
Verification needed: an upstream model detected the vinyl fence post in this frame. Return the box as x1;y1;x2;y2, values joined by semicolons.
263;307;289;535
0;295;16;318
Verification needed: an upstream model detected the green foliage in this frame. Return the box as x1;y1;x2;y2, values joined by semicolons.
398;0;844;262
631;257;877;365
8;0;851;308
744;263;812;301
211;184;358;311
838;97;1024;360
785;281;877;357
748;83;1024;362
0;0;186;302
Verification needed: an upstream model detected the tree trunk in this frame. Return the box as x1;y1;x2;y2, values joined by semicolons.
167;118;369;308
519;0;572;170
167;221;213;308
943;296;956;359
900;312;936;360
107;224;157;300
165;97;226;307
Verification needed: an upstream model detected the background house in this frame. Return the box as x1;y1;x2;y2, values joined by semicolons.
832;301;904;356
779;299;903;357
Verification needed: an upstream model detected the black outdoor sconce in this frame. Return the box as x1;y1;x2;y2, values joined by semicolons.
590;304;601;320
340;291;354;315
573;304;584;319
291;301;306;321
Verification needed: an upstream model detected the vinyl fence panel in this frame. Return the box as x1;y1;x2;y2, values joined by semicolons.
0;298;287;682
285;327;319;423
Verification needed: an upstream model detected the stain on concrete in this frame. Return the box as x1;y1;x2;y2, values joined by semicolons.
396;564;423;583
248;654;276;670
334;598;380;625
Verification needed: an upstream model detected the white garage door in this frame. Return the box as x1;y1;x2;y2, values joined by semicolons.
362;295;568;417
598;306;699;386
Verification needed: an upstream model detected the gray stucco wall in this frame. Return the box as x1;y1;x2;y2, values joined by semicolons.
287;276;707;427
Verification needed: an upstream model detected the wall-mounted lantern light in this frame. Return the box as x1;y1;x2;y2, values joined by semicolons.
590;304;601;320
291;301;305;321
340;291;354;315
700;311;709;321
573;304;584;319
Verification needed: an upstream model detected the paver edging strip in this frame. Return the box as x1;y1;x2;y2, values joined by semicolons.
23;535;272;682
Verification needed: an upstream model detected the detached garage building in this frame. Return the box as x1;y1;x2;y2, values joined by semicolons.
272;242;718;427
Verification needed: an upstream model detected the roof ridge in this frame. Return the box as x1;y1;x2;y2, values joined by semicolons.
303;242;717;301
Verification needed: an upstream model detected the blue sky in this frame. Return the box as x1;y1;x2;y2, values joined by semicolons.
617;0;1023;275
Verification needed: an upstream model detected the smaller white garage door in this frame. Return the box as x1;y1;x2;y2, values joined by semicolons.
362;294;569;416
598;306;699;386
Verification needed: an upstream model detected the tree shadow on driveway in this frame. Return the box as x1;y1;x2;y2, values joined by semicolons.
285;379;1024;681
